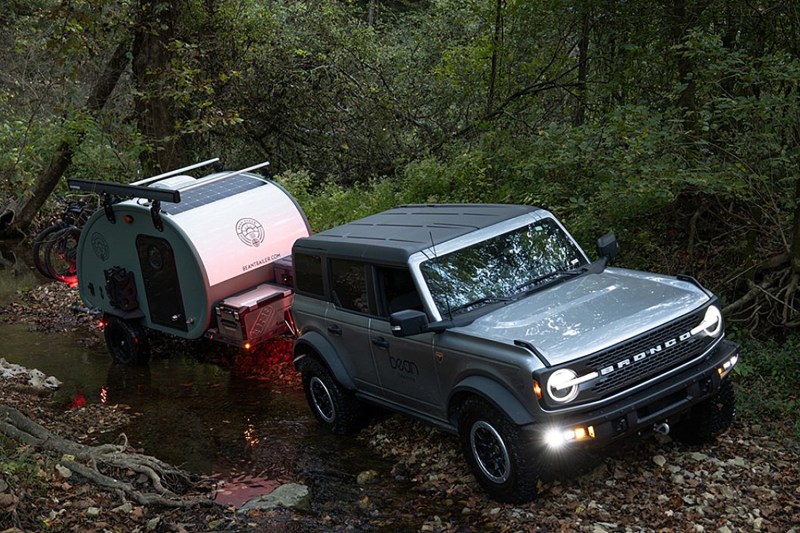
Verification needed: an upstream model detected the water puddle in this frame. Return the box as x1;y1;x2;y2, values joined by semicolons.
0;242;398;512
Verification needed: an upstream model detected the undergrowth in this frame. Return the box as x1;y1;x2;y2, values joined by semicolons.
732;334;800;440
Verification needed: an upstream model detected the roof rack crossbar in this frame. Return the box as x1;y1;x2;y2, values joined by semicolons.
130;157;220;186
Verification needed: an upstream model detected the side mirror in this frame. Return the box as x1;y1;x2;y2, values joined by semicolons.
596;232;618;264
390;309;430;337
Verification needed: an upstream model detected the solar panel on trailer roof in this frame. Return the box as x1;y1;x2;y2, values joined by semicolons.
160;174;267;215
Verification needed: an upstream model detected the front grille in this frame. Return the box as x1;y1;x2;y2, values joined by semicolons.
587;313;705;396
536;305;717;409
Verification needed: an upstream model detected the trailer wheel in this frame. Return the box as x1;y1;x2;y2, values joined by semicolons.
458;398;542;503
104;316;150;365
301;358;364;435
672;380;735;445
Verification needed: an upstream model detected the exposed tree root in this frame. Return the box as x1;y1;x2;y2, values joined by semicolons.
723;255;800;333
0;406;213;508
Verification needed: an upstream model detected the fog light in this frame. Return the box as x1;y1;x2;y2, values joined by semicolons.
545;425;596;448
717;353;739;378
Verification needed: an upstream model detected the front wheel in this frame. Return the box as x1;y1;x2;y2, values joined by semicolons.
672;379;736;444
301;358;365;435
103;316;150;365
458;398;542;503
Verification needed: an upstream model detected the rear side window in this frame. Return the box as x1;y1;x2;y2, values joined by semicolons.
330;259;369;313
294;253;324;297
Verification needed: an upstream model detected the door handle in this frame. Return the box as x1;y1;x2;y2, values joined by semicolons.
372;337;389;349
327;324;342;336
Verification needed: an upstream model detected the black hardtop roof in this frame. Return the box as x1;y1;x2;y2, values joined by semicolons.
293;203;541;265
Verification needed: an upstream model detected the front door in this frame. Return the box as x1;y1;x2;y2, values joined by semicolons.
370;266;443;417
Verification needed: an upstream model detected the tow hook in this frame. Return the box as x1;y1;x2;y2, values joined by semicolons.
653;422;670;436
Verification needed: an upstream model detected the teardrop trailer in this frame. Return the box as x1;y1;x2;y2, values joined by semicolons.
67;159;310;364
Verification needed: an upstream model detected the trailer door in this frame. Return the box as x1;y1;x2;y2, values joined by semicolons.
136;235;188;332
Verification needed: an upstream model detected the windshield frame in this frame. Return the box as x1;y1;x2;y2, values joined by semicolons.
408;211;590;322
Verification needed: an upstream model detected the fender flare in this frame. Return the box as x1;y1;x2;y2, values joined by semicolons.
449;375;535;426
293;331;355;390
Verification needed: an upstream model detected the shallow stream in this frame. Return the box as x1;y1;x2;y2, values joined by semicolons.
0;242;398;512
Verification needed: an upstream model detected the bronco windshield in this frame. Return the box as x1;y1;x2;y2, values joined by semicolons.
420;218;586;317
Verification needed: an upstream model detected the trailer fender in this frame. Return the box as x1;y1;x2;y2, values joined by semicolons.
293;331;355;390
449;375;534;426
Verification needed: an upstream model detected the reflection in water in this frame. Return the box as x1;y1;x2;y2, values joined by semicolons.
0;242;397;511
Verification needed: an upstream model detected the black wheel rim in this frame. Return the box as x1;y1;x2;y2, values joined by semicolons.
107;324;134;363
309;376;335;423
471;420;511;484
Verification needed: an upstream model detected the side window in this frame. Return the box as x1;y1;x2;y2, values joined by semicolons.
330;259;369;313
377;267;423;317
294;253;324;297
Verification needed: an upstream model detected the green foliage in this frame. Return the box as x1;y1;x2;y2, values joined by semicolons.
733;335;800;438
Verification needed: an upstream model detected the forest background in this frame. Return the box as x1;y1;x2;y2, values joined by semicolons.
0;0;798;433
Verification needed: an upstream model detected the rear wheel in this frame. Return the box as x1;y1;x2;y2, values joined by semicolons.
301;358;365;435
458;398;542;503
672;379;736;444
103;316;150;365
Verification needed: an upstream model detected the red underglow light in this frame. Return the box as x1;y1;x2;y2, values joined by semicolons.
97;319;107;329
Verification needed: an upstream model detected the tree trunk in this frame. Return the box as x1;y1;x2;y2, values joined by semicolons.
485;0;504;117
132;0;185;176
573;7;591;126
0;40;131;239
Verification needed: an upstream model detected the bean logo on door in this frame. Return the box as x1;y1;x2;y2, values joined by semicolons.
236;218;265;247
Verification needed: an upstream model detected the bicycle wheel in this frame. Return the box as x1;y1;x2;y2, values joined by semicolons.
44;226;82;283
32;224;65;279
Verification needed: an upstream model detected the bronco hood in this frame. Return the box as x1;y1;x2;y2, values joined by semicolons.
453;268;711;367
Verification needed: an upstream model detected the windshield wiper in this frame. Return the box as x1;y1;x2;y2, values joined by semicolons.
515;267;587;294
449;295;512;315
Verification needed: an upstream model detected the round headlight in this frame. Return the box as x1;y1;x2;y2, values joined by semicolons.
702;305;722;337
547;369;580;404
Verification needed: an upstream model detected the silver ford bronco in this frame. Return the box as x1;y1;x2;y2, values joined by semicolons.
291;204;738;502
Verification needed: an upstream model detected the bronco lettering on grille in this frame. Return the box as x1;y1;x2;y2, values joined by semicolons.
599;331;693;376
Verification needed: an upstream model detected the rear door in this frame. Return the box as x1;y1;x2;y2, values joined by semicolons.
326;258;380;394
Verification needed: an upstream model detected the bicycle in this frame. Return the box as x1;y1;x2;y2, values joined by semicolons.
32;198;94;283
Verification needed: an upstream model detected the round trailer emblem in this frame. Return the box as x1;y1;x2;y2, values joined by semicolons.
236;218;265;247
91;232;110;261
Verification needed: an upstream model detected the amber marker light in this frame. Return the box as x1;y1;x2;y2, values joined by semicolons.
533;379;543;400
123;215;134;224
244;342;251;350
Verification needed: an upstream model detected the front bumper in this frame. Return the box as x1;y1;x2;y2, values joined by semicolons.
532;338;739;448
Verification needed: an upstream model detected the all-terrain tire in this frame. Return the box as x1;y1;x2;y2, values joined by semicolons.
457;397;542;503
301;358;365;435
672;379;736;445
103;315;151;365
